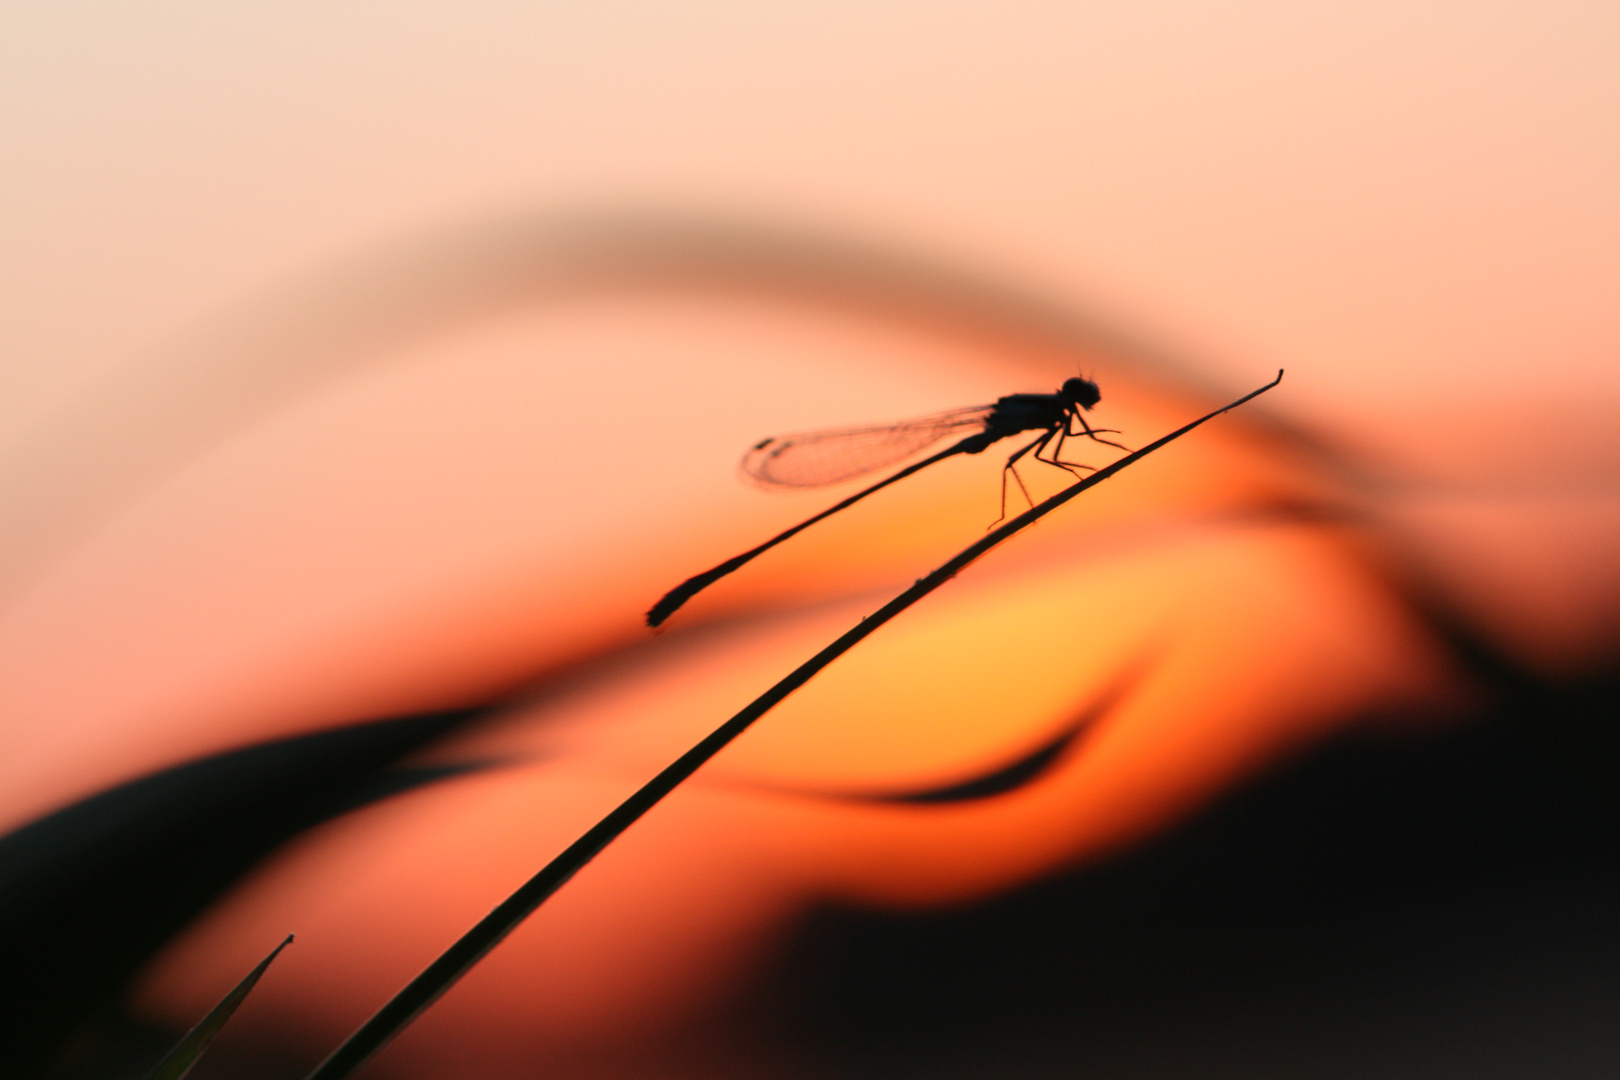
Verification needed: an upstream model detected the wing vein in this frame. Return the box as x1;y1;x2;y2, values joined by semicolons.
741;406;993;488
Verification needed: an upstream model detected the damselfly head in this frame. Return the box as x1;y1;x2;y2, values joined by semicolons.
1061;377;1102;410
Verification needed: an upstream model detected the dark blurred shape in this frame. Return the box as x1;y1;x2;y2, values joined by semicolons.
769;670;1620;1079
0;709;498;1079
67;668;1620;1079
833;654;1148;806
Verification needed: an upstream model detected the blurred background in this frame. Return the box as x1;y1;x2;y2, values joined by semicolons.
2;3;1618;1078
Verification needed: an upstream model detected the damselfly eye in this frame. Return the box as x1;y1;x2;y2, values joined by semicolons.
1062;377;1102;409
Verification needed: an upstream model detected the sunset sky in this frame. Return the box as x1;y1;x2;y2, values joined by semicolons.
3;4;1618;1078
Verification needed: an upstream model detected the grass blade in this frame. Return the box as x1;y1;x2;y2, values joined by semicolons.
304;371;1284;1080
143;934;293;1080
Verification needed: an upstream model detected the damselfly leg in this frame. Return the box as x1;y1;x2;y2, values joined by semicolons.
995;431;1050;527
994;420;1125;527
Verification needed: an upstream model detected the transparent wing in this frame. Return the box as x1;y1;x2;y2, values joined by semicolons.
741;405;994;488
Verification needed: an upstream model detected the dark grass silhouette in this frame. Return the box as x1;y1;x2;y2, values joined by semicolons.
140;935;293;1080
1;709;499;1079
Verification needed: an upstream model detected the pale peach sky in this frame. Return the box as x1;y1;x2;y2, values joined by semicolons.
4;2;1617;442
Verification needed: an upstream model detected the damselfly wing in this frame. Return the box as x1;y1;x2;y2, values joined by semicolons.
742;406;996;488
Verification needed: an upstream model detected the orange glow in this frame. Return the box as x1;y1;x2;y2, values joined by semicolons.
5;7;1619;1079
121;339;1468;1069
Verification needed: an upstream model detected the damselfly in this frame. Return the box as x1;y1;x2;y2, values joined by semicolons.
647;377;1127;627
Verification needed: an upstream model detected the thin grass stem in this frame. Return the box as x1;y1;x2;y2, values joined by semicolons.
302;371;1283;1080
143;934;293;1080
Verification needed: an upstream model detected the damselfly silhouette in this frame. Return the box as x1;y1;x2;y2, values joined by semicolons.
646;377;1127;627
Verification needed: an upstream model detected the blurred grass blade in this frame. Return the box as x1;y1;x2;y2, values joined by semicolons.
142;934;293;1080
304;372;1284;1080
